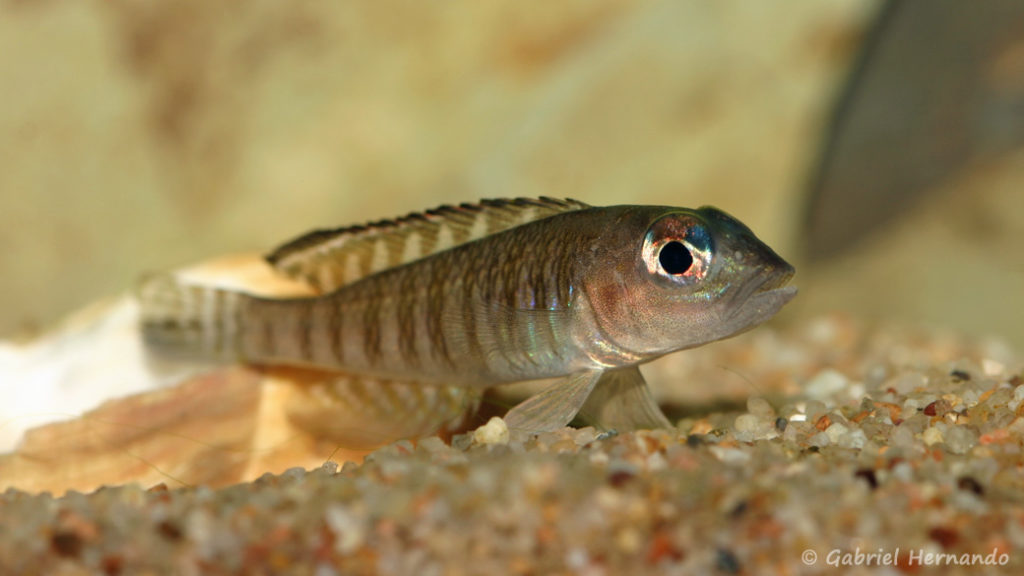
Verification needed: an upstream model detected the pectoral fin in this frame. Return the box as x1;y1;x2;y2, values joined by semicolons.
578;367;673;431
503;371;602;433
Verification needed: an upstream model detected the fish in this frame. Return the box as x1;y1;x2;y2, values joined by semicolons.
138;197;796;442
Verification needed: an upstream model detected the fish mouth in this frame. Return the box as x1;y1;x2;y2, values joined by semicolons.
753;268;797;305
726;265;797;320
753;272;798;297
750;264;798;308
737;264;793;294
756;262;795;293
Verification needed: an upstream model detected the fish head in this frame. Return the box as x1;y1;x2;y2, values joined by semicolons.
582;205;796;359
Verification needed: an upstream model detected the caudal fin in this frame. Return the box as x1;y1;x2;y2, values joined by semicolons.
137;274;248;362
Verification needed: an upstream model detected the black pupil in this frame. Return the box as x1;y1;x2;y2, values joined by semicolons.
659;241;693;275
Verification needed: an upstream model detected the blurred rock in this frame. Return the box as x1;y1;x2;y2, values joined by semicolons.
0;366;373;494
806;0;1024;260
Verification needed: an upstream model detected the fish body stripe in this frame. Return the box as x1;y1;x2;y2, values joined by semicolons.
396;261;420;369
362;290;382;364
426;257;453;368
298;301;313;361
458;253;486;373
329;297;344;363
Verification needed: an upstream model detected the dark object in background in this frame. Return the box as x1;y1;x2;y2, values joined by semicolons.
805;0;1024;260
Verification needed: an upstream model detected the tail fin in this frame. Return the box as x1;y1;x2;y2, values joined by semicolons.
137;274;249;362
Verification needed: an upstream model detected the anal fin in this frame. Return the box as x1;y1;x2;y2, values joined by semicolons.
578;367;673;431
280;370;482;450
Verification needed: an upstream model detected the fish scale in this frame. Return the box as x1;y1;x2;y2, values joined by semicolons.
139;198;796;440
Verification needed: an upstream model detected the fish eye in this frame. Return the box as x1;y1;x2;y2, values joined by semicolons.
658;241;693;275
641;213;713;285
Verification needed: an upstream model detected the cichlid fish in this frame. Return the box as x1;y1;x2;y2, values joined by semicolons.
139;198;795;439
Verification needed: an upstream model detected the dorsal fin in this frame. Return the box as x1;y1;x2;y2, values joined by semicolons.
266;197;590;293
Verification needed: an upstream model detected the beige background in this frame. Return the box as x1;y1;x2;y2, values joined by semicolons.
2;0;1023;350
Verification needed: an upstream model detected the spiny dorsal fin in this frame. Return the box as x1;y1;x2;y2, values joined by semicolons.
266;197;590;293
